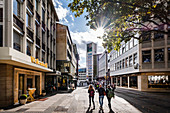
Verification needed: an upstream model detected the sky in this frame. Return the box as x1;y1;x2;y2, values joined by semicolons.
52;0;105;68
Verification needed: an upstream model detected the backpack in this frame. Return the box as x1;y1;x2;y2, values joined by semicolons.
90;90;94;96
108;89;115;98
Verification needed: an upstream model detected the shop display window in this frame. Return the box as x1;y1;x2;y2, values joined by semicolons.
154;49;164;62
142;50;151;63
148;75;170;88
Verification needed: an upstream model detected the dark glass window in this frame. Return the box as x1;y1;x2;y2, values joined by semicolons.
142;50;151;63
125;57;129;67
0;25;3;47
134;53;137;64
129;56;133;67
42;8;45;22
35;47;40;59
120;61;122;69
42;51;45;62
13;31;21;51
26;13;31;27
122;59;125;69
168;48;170;61
154;33;164;40
142;32;151;41
35;0;39;12
27;40;32;56
154;49;164;62
0;8;3;22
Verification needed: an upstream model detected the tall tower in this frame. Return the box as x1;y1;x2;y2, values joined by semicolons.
86;42;97;83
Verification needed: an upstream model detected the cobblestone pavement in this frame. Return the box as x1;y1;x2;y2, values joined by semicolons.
0;87;141;113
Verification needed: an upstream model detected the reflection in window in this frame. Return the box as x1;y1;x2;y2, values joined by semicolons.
129;56;133;67
142;50;151;63
13;31;22;52
126;42;129;51
13;0;20;16
148;75;170;88
154;49;164;62
27;40;32;56
154;33;164;40
129;39;133;49
134;39;138;46
125;57;128;68
134;53;137;64
26;13;32;27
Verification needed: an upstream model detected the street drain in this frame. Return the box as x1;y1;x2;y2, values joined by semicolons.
54;106;68;112
16;108;29;112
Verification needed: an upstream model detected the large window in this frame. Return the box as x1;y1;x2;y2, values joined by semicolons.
142;50;151;63
125;57;128;68
126;42;129;51
134;53;137;64
42;8;45;22
13;0;20;16
13;31;22;51
27;40;32;56
35;47;40;59
0;25;3;47
154;49;164;62
129;55;133;67
129;39;133;49
168;48;170;61
0;8;3;22
42;51;45;62
26;13;32;28
148;75;170;88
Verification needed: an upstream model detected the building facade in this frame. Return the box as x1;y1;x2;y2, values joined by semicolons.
86;42;97;82
0;0;59;107
109;25;170;91
93;53;101;81
78;68;87;86
56;23;78;90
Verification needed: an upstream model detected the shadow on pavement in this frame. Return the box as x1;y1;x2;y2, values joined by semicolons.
86;107;94;113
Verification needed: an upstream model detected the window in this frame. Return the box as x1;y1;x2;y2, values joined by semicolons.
154;49;164;62
122;59;125;69
117;62;119;70
35;0;39;12
134;53;137;64
0;25;3;47
42;51;45;62
26;13;32;27
125;57;128;68
122;44;125;54
142;50;151;63
142;32;151;41
134;39;138;46
129;39;134;49
35;24;40;37
120;61;122;69
129;55;133;67
42;30;45;43
126;42;129;51
154;33;164;40
168;48;170;61
35;47;40;59
13;0;20;16
115;63;117;70
120;47;122;55
13;31;22;51
42;8;45;22
0;8;3;22
27;40;32;56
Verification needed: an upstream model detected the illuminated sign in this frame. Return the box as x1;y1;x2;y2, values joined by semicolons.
31;56;48;68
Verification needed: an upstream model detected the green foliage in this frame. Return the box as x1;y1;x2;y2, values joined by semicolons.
68;0;169;51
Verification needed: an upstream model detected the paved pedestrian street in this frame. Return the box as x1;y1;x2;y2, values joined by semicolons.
1;87;141;113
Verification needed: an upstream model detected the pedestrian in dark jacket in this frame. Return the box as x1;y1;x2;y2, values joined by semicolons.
88;85;95;109
98;84;105;109
106;85;113;111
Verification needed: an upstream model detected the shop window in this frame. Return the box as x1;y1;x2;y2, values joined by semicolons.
125;57;128;68
134;53;137;64
154;49;164;62
27;40;32;56
125;42;129;51
35;47;40;59
142;50;151;63
13;31;22;52
0;25;3;47
148;75;170;88
168;48;170;61
13;0;20;17
129;76;137;88
0;8;3;22
42;51;45;62
154;33;164;40
129;56;133;67
26;13;32;28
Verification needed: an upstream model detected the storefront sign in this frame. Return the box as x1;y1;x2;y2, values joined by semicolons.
31;56;48;68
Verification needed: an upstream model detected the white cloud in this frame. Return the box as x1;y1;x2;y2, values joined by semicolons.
70;15;74;21
70;30;105;68
55;6;69;20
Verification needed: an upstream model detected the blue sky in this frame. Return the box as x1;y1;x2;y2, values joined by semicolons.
53;0;104;68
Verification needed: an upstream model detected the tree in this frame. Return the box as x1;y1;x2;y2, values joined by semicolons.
68;0;170;51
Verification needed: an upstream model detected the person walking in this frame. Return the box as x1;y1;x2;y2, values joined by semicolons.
88;85;95;109
106;85;116;112
98;84;105;109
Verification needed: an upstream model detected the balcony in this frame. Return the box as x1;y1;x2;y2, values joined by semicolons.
42;42;46;51
36;11;40;23
36;37;40;47
42;21;46;31
27;0;34;13
13;15;24;32
27;28;34;41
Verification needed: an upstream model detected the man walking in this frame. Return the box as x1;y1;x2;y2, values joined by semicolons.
98;84;105;109
106;85;115;112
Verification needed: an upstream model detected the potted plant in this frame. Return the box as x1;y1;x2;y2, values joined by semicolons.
20;94;27;105
42;90;46;96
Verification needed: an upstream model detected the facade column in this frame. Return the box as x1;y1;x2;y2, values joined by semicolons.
120;76;122;86
128;76;130;88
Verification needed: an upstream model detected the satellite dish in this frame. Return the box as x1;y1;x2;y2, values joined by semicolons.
134;63;139;69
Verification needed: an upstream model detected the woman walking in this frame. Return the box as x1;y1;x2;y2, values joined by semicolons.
88;85;95;109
